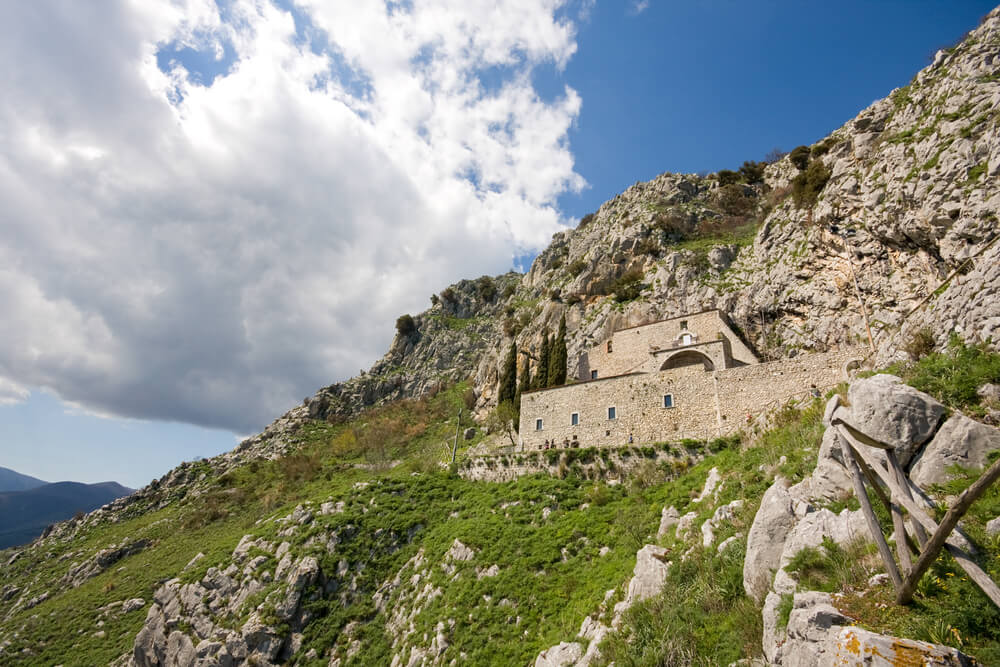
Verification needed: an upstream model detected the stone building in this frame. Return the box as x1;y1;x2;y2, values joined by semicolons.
519;310;863;449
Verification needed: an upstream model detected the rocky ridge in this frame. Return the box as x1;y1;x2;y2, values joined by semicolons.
289;7;1000;426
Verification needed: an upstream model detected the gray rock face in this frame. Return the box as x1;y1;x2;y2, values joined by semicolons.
847;374;945;465
656;505;679;539
534;641;583;667
744;481;797;604
772;509;869;596
619;544;670;611
129;533;328;667
63;539;151;588
774;592;976;666
909;414;1000;487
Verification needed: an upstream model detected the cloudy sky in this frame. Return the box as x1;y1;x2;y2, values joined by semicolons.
1;0;992;487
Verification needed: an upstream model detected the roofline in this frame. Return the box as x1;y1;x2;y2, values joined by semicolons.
520;371;646;396
650;338;723;356
612;308;723;335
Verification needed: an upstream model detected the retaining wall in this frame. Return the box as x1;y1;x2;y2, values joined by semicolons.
519;347;864;450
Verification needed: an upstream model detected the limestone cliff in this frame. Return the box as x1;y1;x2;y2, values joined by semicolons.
306;7;1000;423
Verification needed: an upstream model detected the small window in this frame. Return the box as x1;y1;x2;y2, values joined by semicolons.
535;419;543;431
608;406;616;420
607;340;613;353
681;333;693;345
663;394;674;408
571;413;579;426
591;370;598;380
680;320;688;330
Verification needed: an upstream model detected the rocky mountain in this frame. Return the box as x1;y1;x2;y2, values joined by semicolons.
2;7;1000;667
306;6;999;424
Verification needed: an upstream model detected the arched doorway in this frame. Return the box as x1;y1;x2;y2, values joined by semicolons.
660;349;715;371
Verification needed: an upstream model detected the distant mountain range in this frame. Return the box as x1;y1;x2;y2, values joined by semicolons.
0;465;48;492
0;469;132;549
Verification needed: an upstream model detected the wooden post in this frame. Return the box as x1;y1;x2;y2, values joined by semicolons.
844;443;903;592
896;456;1000;606
887;450;929;549
833;417;1000;608
452;408;462;464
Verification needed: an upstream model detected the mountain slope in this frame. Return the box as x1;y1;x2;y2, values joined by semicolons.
1;7;1000;666
0;466;47;493
305;8;1000;425
0;481;133;549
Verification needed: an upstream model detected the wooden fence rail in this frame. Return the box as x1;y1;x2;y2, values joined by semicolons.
826;395;1000;608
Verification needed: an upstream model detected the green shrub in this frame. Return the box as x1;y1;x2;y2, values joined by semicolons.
475;276;497;302
811;138;838;158
904;328;936;360
636;237;661;256
567;258;588;276
890;335;1000;411
791;159;831;208
785;536;873;593
578;212;596;228
717;169;741;186
395;314;417;337
717;183;756;216
611;268;645;303
789;145;811;170
651;209;692;241
739;160;765;184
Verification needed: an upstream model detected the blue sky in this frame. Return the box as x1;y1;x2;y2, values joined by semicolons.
0;1;994;488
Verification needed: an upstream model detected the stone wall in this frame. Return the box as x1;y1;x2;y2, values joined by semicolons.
458;442;707;483
520;347;865;450
577;309;757;380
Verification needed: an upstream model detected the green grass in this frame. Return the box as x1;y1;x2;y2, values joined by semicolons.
885;335;1000;414
4;345;1000;665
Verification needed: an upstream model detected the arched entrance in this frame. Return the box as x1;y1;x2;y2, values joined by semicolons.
660;349;715;371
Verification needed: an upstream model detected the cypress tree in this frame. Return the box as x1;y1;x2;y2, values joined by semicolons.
498;342;517;406
514;354;531;428
518;357;532;395
535;331;550;389
549;314;567;386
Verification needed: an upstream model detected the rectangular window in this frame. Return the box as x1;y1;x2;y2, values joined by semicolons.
590;370;598;380
607;340;613;353
571;413;579;426
608;406;616;420
663;394;674;408
535;419;543;431
680;320;688;330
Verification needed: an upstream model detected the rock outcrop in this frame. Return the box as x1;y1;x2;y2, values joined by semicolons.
775;592;975;666
748;373;998;664
910;413;1000;486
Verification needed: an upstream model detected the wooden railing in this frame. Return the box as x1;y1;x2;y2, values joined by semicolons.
827;395;1000;608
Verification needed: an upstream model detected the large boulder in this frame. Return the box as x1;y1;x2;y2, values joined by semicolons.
622;544;671;607
847;374;945;466
774;592;976;666
801;429;853;503
534;641;583;667
909;414;1000;487
744;481;797;603
657;506;679;539
772;508;869;595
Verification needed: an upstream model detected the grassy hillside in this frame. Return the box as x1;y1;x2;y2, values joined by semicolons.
2;343;999;665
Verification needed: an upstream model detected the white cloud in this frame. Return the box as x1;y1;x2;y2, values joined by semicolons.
629;1;650;15
0;0;585;433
